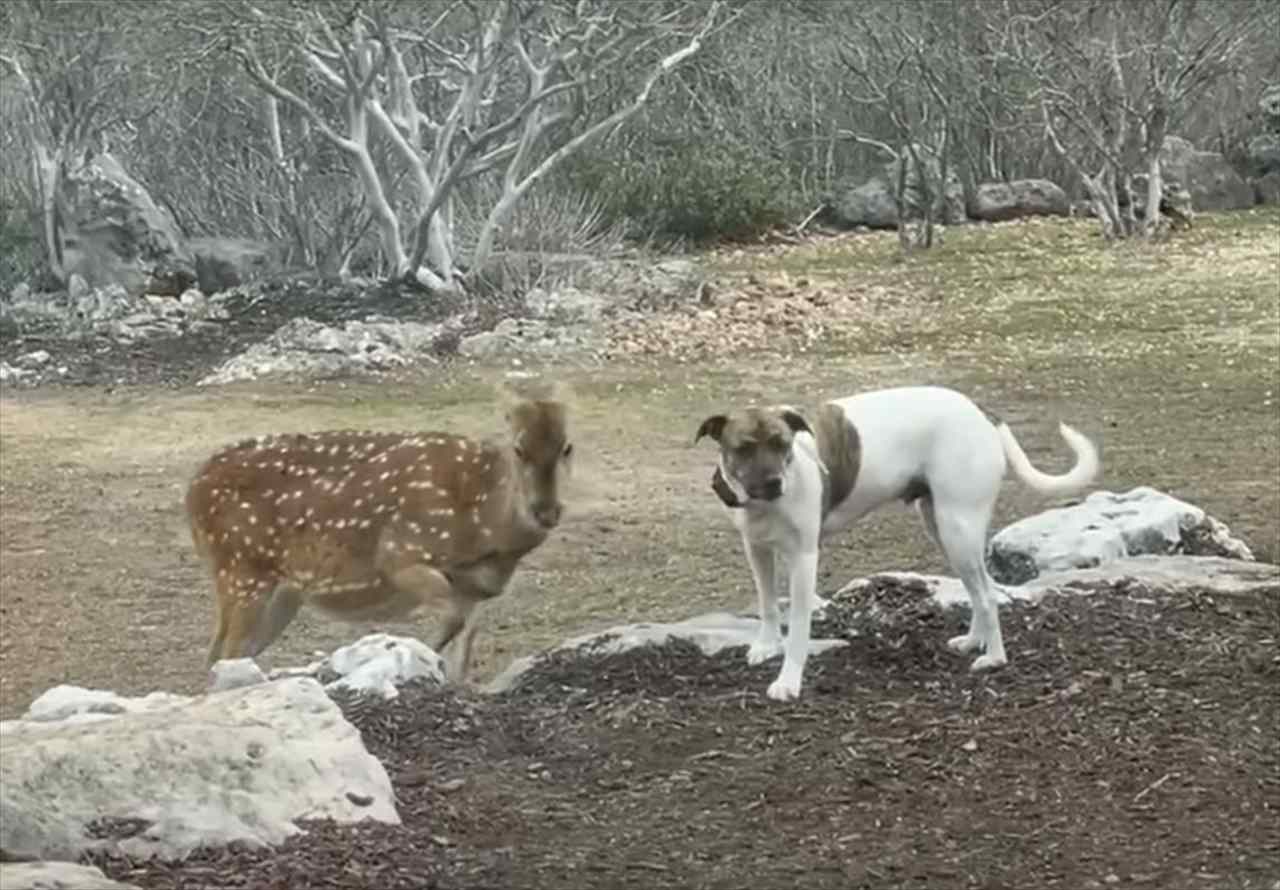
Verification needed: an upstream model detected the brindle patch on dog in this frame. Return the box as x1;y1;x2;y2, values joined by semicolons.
812;403;861;518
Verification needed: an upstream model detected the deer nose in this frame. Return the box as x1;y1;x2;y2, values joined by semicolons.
533;502;563;528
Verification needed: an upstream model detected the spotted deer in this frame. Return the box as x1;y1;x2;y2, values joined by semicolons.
185;381;573;681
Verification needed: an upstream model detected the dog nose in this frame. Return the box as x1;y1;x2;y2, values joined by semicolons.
758;477;784;500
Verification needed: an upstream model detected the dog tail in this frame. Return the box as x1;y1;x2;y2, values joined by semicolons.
996;421;1099;497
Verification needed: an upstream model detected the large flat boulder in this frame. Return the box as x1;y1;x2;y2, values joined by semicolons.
969;179;1070;222
189;237;284;295
488;611;847;694
0;677;398;861
987;487;1254;585
827;145;967;229
0;862;139;890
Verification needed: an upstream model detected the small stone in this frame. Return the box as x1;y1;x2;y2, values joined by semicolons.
15;350;50;369
67;273;90;301
208;658;267;692
961;739;978;752
9;282;30;302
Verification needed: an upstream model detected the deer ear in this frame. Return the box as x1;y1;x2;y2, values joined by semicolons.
695;414;728;444
779;409;813;436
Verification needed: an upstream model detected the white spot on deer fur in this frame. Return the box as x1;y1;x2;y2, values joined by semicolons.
335;519;346;529
481;527;492;537
359;519;371;529
440;531;451;540
248;515;257;525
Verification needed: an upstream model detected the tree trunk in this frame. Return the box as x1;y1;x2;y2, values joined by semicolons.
34;142;66;281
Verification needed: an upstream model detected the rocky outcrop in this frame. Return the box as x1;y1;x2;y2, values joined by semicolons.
197;315;463;386
58;152;194;297
0;677;398;862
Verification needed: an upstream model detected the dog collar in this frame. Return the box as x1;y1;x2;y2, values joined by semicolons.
711;466;746;508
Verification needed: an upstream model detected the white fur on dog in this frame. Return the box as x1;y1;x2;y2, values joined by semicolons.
721;385;1099;702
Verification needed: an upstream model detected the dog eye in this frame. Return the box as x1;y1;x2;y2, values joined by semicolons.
736;442;756;456
769;436;786;450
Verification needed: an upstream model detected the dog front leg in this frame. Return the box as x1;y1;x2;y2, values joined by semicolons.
745;540;784;666
767;549;818;702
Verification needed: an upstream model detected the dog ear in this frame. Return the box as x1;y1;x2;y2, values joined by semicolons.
779;409;813;436
695;414;728;444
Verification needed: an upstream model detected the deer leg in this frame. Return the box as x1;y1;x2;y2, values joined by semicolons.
446;602;485;684
214;574;279;663
382;562;476;680
250;585;304;655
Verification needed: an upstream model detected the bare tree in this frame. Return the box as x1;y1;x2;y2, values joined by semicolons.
0;0;172;283
223;0;724;294
993;0;1263;239
835;1;960;250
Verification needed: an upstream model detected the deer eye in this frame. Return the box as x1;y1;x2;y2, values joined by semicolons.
513;446;526;460
562;443;573;459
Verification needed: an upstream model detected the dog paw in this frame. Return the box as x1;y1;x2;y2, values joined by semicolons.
947;633;984;654
808;595;831;615
766;674;802;702
746;637;784;666
970;652;1008;672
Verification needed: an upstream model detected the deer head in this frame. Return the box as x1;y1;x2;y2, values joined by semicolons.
501;379;574;530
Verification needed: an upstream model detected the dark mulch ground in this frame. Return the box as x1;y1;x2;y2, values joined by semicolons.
0;277;516;389
91;581;1279;890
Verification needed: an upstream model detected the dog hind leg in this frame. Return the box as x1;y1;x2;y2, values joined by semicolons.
932;502;1008;671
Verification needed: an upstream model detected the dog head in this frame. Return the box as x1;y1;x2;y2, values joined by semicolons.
695;406;813;503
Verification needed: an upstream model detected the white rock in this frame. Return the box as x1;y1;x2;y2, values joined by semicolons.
208;657;267;692
0;677;398;860
16;349;51;368
264;633;446;698
15;685;189;726
988;487;1254;584
0;362;34;384
322;633;446;698
0;861;140;890
488;611;847;694
9;281;31;302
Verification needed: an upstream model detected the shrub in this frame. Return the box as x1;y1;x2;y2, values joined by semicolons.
569;138;793;245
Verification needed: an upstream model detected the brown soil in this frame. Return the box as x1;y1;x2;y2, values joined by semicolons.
89;577;1280;889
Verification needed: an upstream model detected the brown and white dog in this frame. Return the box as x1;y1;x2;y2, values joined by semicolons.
696;385;1100;702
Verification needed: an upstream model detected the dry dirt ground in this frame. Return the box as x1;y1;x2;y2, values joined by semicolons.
2;209;1278;888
